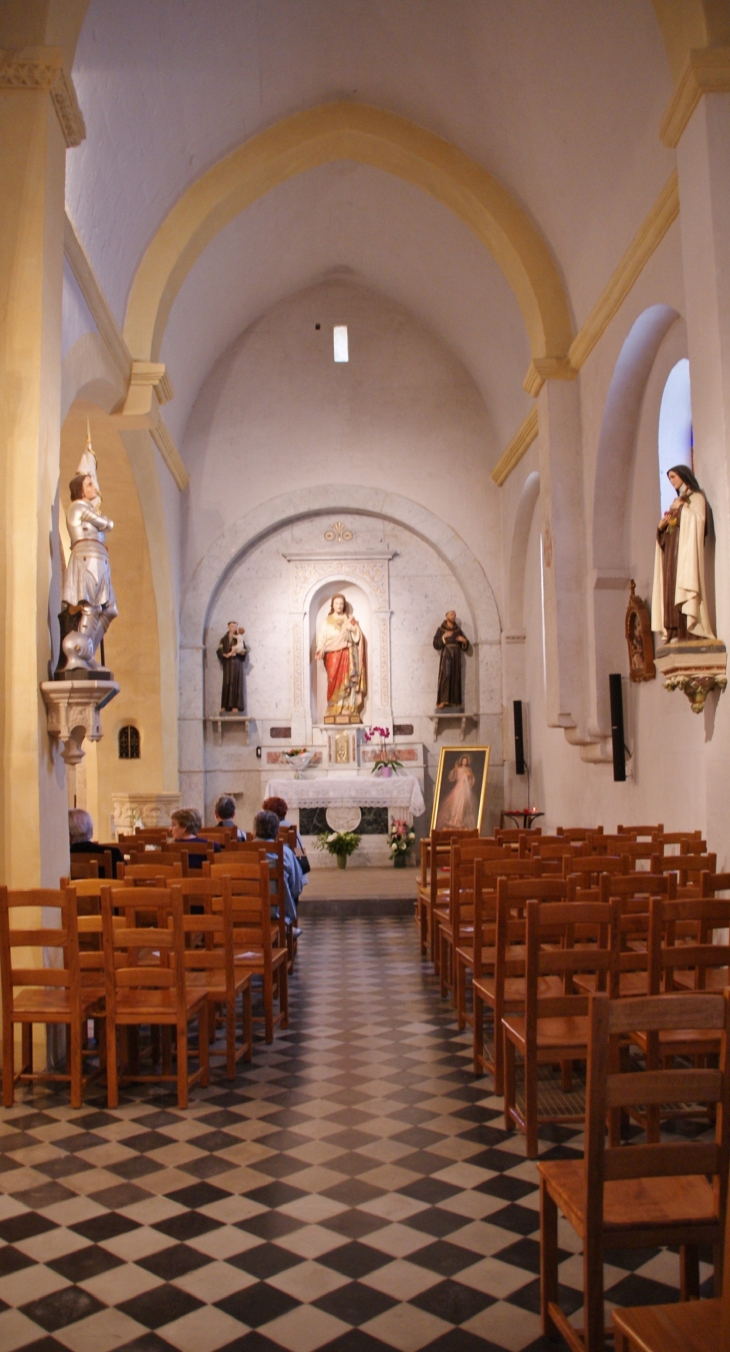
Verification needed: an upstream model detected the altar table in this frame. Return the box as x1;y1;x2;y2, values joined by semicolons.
264;774;426;819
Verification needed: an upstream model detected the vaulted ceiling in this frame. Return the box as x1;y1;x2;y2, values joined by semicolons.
67;0;676;458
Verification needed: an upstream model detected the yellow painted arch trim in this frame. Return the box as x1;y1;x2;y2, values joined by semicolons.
123;102;573;365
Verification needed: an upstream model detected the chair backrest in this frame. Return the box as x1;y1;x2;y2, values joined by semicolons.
101;888;186;1013
556;827;601;841
102;884;174;928
0;888;81;1010
489;876;570;990
118;829;169;845
175;875;227;913
61;875;124;916
278;824;297;849
118;862;183;883
175;883;234;988
564;854;629;883
529;841;587;861
650;852;717;885
701;872;730;898
616;823;664;837
70;856;99;880
651;830;705;850
524;896;620;1033
584;990;730;1225
208;858;274;951
648;895;730;994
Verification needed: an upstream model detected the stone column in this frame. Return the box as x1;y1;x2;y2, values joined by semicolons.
535;378;588;736
0;48;80;886
676;91;730;852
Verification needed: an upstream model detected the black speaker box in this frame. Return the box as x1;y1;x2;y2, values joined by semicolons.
609;674;626;782
513;700;525;776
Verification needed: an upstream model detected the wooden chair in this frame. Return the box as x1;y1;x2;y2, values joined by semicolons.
0;887;98;1108
101;886;209;1108
416;829;478;962
208;859;288;1043
539;990;730;1352
454;855;536;1031
472;874;567;1091
571;873;673;1001
176;882;253;1079
502;895;620;1157
437;840;512;1002
613;1182;730;1350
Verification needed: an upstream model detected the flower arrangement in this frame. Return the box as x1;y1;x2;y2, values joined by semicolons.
388;818;415;866
315;830;361;868
284;748;315;776
362;725;403;774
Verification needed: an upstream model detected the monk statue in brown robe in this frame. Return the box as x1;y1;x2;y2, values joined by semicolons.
433;611;469;709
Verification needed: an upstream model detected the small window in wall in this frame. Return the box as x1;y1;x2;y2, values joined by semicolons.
333;325;349;362
118;726;140;759
658;358;692;513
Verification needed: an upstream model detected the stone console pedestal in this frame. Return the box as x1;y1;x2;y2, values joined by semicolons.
40;679;119;764
654;641;728;713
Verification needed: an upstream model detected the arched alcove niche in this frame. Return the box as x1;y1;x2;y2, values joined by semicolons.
589;305;682;736
502;471;540;799
180;488;501;819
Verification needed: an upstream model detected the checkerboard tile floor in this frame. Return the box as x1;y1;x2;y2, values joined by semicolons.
0;917;707;1351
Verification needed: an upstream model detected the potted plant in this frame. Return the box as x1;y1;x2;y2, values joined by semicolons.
315;830;361;869
388;818;415;868
363;725;403;777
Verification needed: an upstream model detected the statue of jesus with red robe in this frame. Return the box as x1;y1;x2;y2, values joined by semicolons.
315;593;367;723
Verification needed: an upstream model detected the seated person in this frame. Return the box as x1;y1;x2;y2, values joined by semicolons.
253;809;302;935
262;795;308;901
214;794;246;842
170;807;221;869
69;808;123;877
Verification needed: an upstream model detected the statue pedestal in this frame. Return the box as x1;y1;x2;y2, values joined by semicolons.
655;640;727;713
40;679;119;764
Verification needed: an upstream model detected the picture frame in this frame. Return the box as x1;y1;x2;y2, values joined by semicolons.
430;745;490;833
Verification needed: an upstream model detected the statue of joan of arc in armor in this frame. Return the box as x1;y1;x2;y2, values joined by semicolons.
58;459;118;675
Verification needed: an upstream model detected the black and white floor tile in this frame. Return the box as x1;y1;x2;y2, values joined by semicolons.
0;917;706;1351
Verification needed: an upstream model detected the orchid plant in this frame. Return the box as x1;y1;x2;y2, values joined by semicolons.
362;725;403;773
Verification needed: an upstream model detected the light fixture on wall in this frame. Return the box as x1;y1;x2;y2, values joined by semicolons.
333;325;349;362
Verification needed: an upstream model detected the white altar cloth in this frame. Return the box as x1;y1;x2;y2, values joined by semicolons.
264;774;426;818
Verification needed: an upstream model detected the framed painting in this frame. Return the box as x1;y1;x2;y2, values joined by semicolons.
430;745;490;833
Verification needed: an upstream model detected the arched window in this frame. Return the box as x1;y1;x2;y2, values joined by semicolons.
658;358;692;513
118;725;140;759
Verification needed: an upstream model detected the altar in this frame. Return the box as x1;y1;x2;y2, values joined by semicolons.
264;772;426;868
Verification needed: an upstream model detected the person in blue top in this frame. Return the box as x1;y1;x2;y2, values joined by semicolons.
253;810;302;937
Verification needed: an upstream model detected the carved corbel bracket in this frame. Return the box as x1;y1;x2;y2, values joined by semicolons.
111;362;188;489
655;641;728;713
40;679;119;764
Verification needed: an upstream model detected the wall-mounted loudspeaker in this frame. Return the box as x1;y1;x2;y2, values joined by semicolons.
513;700;525;776
609;674;626;782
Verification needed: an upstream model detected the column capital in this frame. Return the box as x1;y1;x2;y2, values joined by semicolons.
660;47;730;148
0;46;85;147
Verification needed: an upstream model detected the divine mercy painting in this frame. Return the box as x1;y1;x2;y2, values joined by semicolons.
431;746;490;833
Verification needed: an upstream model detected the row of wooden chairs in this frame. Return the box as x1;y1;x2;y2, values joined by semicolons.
0;855;290;1111
415;825;729;1349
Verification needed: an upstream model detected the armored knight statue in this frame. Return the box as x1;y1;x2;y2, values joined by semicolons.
57;456;117;676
